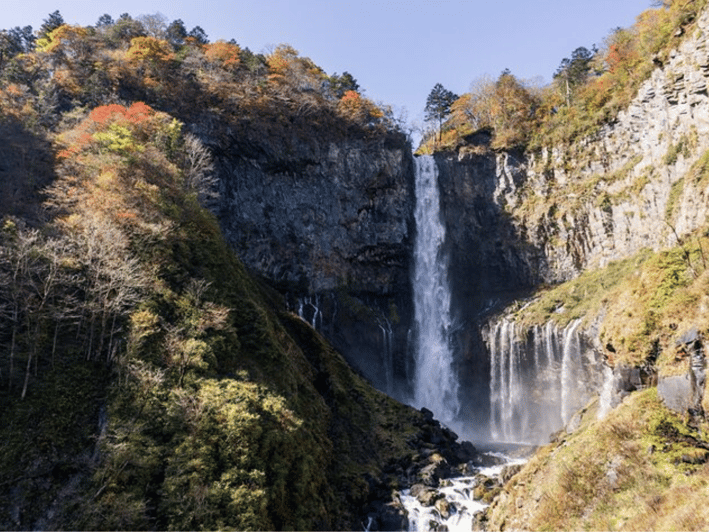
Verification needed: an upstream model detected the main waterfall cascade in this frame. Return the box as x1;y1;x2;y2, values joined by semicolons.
412;155;460;426
487;318;607;443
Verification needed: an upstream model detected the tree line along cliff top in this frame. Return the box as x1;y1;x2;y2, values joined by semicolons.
0;10;408;158
419;0;709;154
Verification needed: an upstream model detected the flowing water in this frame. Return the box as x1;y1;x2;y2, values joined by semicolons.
488;318;605;444
412;155;459;426
400;477;486;532
400;156;481;531
403;157;614;530
400;451;529;532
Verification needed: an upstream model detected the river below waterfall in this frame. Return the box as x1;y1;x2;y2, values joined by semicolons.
400;448;529;532
401;476;486;532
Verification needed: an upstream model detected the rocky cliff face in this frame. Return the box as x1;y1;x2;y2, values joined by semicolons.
432;145;542;430
515;8;709;281
432;10;709;434
438;8;709;289
214;132;416;396
206;9;709;433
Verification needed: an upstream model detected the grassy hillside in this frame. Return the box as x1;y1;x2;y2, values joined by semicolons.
486;388;709;531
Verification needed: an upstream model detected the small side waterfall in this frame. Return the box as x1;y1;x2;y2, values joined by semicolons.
412;155;459;425
379;317;394;395
297;295;323;330
560;319;582;424
487;319;603;444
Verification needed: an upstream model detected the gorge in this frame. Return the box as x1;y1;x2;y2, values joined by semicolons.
3;2;709;530
205;4;709;525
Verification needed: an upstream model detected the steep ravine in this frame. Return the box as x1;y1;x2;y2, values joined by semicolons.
198;7;709;527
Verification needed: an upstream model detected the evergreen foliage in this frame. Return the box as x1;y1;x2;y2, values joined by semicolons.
424;82;458;142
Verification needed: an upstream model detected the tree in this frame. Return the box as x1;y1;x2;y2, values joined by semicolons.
188;26;209;45
39;10;64;39
204;40;241;71
108;14;146;46
490;70;540;147
126;36;174;65
329;71;359;98
424;83;458;142
604;27;640;78
554;46;596;106
96;14;114;28
166;19;188;48
138;13;168;39
0;27;34;68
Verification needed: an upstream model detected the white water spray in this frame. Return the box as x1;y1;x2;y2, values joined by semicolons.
412;155;459;425
488;318;601;444
298;295;322;330
379;318;394;395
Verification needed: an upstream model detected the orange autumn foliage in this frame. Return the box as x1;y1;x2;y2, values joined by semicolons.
340;90;360;103
126;36;174;63
58;102;156;159
204;40;241;70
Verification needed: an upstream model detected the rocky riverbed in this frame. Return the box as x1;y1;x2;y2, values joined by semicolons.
363;407;533;532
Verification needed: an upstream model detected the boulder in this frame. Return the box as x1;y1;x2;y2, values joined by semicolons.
365;499;408;531
658;374;692;412
415;486;441;507
434;498;452;520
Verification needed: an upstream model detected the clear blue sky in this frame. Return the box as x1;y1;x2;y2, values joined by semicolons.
5;1;654;129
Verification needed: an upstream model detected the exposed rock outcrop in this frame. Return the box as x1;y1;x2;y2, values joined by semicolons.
439;8;709;291
428;9;709;434
658;328;707;418
213;131;416;395
517;8;709;280
217;136;414;295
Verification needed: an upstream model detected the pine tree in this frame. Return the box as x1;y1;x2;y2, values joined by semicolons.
424;83;458;142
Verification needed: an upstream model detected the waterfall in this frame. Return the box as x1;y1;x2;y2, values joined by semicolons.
412;155;459;425
598;365;615;420
297;295;322;330
560;319;582;424
489;320;524;442
379;318;394;395
487;318;601;444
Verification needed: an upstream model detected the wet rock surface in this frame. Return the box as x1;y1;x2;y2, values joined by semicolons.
361;408;481;530
362;408;534;531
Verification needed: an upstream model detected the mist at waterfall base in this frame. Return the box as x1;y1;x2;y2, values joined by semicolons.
487;319;607;444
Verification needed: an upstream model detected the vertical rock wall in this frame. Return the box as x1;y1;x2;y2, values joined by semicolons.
433;10;709;434
215;133;416;398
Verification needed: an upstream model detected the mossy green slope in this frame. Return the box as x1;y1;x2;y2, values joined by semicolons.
0;101;425;531
486;389;709;531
